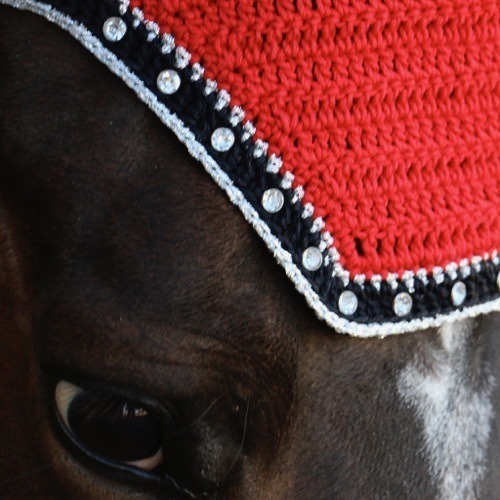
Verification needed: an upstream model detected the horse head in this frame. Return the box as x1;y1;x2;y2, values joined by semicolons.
1;2;499;498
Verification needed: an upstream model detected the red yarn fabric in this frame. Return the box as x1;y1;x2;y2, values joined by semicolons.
132;0;500;279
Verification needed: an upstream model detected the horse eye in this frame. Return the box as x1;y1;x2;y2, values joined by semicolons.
54;381;163;470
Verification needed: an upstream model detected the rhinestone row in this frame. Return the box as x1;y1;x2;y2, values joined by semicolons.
102;13;330;277
102;12;500;320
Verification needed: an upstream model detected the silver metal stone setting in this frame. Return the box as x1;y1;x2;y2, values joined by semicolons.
261;188;284;214
393;292;413;317
451;281;467;306
103;17;127;42
156;69;181;95
302;247;323;272
497;271;500;290
338;290;358;316
211;127;235;152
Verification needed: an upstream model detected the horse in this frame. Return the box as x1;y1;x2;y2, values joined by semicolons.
1;4;499;499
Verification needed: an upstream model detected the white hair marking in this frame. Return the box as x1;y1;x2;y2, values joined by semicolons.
397;319;495;499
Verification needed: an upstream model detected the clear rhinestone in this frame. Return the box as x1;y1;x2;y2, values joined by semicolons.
302;247;323;271
103;17;127;42
156;69;181;95
211;127;235;152
497;271;500;290
261;189;284;214
393;292;412;317
338;290;358;316
451;281;467;306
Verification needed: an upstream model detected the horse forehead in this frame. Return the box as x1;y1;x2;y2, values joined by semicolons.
396;316;500;499
30;118;298;368
1;56;254;302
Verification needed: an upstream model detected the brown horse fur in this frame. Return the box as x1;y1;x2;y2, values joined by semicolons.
1;8;499;499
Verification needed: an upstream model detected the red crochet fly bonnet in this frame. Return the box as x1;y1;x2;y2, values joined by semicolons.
5;0;499;336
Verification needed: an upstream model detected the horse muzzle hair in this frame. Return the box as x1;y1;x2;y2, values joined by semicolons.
1;5;500;500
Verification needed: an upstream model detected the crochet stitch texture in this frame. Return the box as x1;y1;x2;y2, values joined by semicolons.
132;0;499;279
